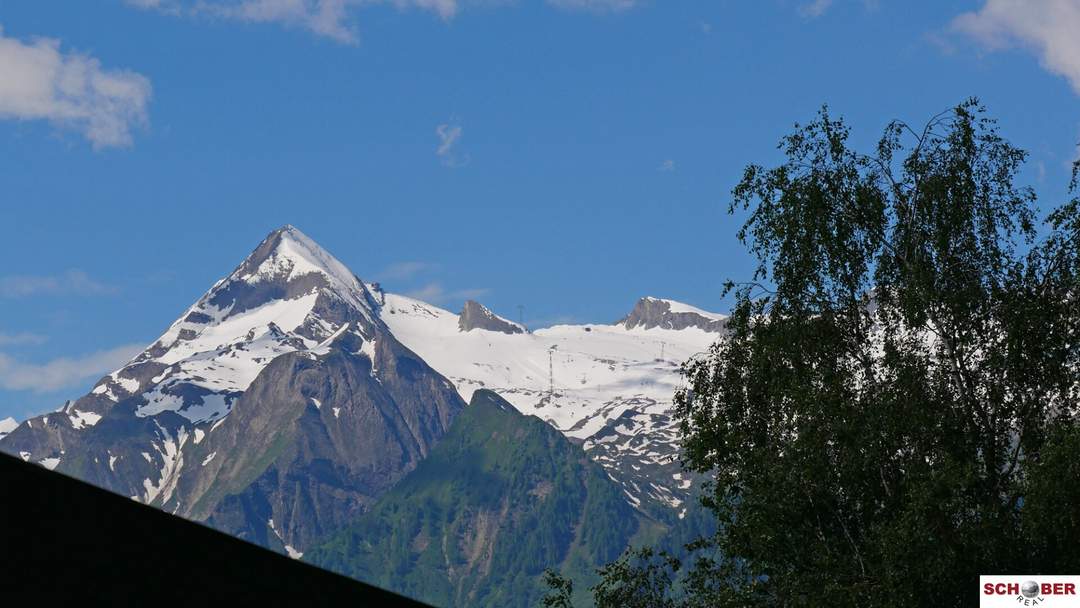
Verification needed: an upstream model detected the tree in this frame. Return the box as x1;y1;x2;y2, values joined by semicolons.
543;568;575;608
679;99;1080;606
543;548;691;608
551;100;1080;606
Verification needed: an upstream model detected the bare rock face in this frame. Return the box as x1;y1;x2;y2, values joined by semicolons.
169;327;464;553
618;296;727;333
457;300;524;334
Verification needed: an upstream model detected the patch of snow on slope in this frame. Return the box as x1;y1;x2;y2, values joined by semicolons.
111;374;141;395
142;425;189;504
68;410;102;430
310;322;349;356
358;337;377;376
658;298;727;321
136;391;185;419
268;517;304;559
174;394;230;424
172;295;314;362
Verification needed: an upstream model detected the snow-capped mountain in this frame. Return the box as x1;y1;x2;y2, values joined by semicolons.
0;224;725;550
0;225;463;553
88;224;384;425
379;293;724;513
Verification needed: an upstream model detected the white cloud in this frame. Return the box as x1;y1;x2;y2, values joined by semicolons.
129;0;642;42
0;343;143;393
128;0;461;44
0;26;152;149
526;314;581;329
387;0;459;19
0;270;117;298
377;261;434;280
547;0;639;12
126;0;182;14
436;122;469;167
953;0;1080;95
405;282;489;304
436;123;461;156
201;0;363;44
658;159;675;172
0;332;47;347
799;0;832;18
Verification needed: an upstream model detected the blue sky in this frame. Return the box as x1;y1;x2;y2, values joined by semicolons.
1;0;1078;420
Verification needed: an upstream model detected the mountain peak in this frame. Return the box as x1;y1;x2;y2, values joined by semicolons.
233;225;363;294
458;300;524;334
65;225;384;426
192;224;380;329
619;296;726;332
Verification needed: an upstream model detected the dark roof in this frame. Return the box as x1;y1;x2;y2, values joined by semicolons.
0;452;428;605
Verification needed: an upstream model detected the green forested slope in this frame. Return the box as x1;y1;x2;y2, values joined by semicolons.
305;389;648;607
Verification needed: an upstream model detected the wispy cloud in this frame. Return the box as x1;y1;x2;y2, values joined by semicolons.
377;261;435;281
125;0;182;14
525;314;582;329
127;0;460;44
405;282;489;304
547;0;640;12
0;25;152;149
796;1;882;20
436;122;469;167
435;123;461;156
799;0;832;18
953;0;1080;96
128;0;642;43
197;0;366;45
382;264;488;306
658;159;675;172
0;270;117;298
0;343;143;393
0;332;47;347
